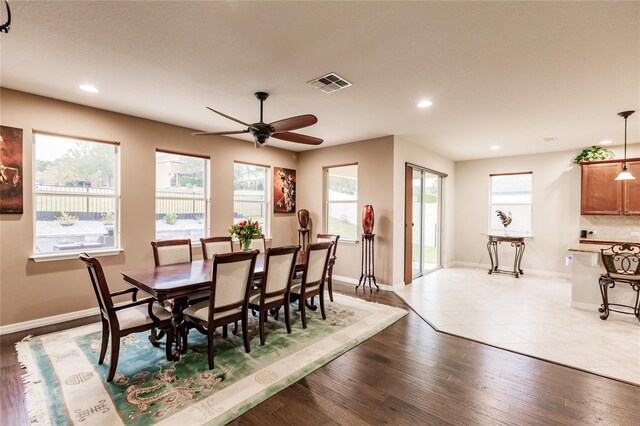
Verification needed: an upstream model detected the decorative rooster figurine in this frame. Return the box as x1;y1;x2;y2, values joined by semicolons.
496;210;512;228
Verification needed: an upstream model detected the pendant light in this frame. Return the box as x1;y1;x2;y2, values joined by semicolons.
615;110;636;181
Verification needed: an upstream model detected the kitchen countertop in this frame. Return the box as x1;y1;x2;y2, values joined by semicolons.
568;240;640;253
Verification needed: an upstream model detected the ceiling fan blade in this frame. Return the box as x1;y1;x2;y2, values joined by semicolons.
269;114;318;133
191;130;249;136
206;107;258;130
272;132;323;145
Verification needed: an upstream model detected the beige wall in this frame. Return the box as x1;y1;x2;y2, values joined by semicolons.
392;137;456;285
0;89;298;326
454;145;640;275
297;136;395;285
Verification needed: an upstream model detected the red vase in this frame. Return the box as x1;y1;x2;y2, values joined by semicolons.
362;205;374;234
297;209;309;229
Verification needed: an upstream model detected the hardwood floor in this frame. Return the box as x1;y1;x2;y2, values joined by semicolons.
1;282;639;425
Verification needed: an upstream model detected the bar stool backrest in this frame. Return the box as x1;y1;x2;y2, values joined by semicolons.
600;243;640;280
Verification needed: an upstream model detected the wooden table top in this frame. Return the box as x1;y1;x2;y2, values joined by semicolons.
121;253;333;300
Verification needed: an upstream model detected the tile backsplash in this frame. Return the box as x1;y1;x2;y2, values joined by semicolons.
580;215;640;242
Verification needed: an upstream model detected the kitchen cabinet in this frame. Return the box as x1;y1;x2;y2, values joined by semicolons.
581;158;640;215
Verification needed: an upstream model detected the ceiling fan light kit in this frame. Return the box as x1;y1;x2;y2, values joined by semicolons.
193;92;323;149
614;110;636;181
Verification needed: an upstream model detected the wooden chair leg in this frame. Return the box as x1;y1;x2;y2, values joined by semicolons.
222;324;228;338
284;300;292;334
233;321;239;334
181;323;189;354
300;298;307;329
207;331;215;370
98;320;109;365
242;318;251;353
327;267;334;302
320;289;327;320
107;333;120;382
259;310;266;346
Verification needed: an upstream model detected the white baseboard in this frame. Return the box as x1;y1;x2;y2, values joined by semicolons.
0;306;100;336
452;261;571;280
571;301;600;311
332;274;398;291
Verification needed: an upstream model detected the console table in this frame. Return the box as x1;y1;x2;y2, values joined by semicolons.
485;234;526;278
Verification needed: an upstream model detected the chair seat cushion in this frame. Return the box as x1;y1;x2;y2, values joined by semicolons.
183;301;241;322
290;282;320;295
116;302;171;329
609;272;640;281
248;293;285;306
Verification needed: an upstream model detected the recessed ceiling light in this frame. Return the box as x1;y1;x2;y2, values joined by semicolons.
417;100;433;108
490;145;501;150
79;84;99;93
599;140;612;145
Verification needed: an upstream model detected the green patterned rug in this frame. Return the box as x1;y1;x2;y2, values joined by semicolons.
17;293;406;425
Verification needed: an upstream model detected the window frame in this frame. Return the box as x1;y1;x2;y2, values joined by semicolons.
324;163;359;242
155;149;210;244
31;131;121;260
489;171;533;236
233;161;271;237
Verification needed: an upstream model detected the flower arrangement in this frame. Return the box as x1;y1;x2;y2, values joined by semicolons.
229;219;263;251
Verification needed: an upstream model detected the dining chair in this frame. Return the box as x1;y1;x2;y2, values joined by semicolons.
79;253;173;382
201;236;234;259
181;250;258;369
599;243;640;321
316;234;340;301
248;245;300;345
289;241;333;329
151;239;192;266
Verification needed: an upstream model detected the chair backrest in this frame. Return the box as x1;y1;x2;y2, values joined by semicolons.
201;236;233;259
300;241;333;293
79;253;114;314
248;235;266;253
316;233;340;257
262;245;301;299
209;250;258;318
151;239;192;266
600;243;640;278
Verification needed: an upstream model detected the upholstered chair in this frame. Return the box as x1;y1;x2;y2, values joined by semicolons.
248;245;300;345
79;254;173;382
248;235;267;253
290;241;333;328
181;250;258;369
201;236;234;259
151;239;193;266
316;234;339;301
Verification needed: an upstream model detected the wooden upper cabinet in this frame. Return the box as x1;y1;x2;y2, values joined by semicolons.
623;160;640;215
581;158;640;215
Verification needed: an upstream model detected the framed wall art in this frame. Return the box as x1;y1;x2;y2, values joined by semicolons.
273;167;296;213
0;125;23;214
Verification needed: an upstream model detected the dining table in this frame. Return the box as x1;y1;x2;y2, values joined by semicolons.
120;252;334;360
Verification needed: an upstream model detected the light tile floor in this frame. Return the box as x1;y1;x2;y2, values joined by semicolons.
394;266;640;385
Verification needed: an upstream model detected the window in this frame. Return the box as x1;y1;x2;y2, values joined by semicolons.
34;133;119;255
489;172;532;235
156;151;209;242
233;162;269;236
325;164;358;240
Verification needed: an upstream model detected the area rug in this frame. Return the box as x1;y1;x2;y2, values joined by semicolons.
17;293;406;425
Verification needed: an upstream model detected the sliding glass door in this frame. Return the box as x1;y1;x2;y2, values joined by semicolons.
411;168;442;279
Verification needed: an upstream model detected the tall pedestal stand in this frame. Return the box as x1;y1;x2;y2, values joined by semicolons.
357;233;378;291
298;228;310;251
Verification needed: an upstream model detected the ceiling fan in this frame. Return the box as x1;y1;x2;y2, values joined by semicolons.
193;92;323;148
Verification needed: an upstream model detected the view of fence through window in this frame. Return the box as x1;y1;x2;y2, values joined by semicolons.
233;163;269;236
155;151;208;242
34;133;118;254
326;164;358;240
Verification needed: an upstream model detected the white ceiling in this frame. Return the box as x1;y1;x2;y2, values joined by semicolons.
1;1;639;161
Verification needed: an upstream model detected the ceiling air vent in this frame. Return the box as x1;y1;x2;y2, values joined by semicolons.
308;73;352;94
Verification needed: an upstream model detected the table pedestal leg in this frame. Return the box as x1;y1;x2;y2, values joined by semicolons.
169;297;188;360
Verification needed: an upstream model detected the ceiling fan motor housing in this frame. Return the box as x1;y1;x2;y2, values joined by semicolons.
249;122;273;145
